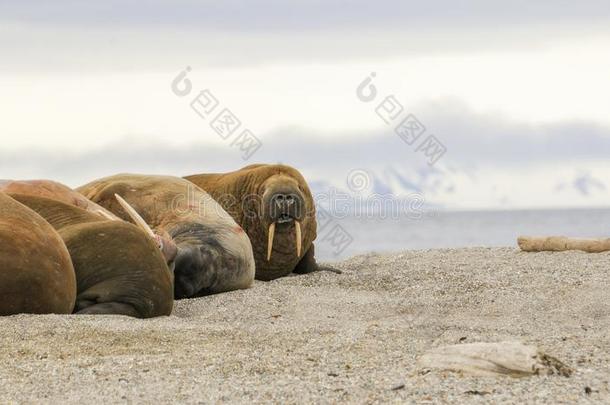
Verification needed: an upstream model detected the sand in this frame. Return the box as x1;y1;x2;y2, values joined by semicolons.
0;247;608;404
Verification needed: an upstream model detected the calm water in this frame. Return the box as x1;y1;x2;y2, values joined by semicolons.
315;208;610;261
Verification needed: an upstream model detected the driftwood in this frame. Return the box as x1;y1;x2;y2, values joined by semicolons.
518;236;610;253
418;342;572;378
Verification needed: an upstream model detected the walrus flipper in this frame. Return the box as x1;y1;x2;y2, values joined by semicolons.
292;244;342;275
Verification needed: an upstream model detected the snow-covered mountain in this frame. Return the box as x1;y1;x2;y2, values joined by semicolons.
309;162;610;211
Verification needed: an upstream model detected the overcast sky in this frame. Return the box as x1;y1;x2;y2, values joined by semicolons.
1;1;609;209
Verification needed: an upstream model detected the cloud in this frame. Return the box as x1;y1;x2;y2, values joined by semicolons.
1;103;609;190
555;173;606;196
2;1;610;32
415;99;610;165
2;1;610;73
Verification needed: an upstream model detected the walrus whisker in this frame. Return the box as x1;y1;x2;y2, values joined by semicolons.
267;222;276;261
114;194;156;239
295;221;302;257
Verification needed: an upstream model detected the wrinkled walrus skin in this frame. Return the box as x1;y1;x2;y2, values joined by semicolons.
10;194;173;318
185;164;321;281
0;179;119;220
77;174;255;298
0;179;177;267
0;193;76;315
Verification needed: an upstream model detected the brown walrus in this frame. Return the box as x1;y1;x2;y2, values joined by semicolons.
0;179;178;266
77;174;255;298
0;179;118;220
10;194;174;318
0;192;76;315
185;164;328;281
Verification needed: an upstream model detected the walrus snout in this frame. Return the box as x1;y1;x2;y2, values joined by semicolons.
263;185;305;225
155;231;178;268
270;192;303;224
172;228;255;298
173;244;209;298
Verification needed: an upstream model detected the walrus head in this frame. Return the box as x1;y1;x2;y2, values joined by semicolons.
236;165;316;280
185;164;318;281
259;173;306;261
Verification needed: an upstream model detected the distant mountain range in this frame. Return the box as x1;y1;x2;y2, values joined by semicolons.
309;164;610;211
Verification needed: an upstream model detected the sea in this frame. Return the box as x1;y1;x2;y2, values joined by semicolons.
315;208;610;261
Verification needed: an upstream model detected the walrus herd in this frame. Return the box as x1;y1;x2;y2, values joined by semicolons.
0;164;329;318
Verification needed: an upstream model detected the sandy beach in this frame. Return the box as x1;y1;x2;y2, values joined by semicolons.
0;247;608;404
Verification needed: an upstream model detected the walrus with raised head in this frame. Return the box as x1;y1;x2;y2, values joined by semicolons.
77;174;255;298
185;164;327;281
9;193;174;318
0;192;76;315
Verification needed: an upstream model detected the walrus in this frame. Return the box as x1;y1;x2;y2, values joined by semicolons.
0;179;178;266
9;194;174;318
0;179;118;219
77;174;255;298
0;192;76;315
185;164;328;281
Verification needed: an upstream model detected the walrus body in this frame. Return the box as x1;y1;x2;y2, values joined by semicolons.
0;193;76;315
77;174;255;298
10;194;173;318
185;164;320;281
1;179;178;266
0;179;118;220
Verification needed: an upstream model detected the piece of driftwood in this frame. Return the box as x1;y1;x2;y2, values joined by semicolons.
518;236;610;253
418;342;572;377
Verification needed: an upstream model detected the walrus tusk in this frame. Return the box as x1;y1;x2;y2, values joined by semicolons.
295;221;302;257
96;209;118;221
114;194;156;239
267;222;276;261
